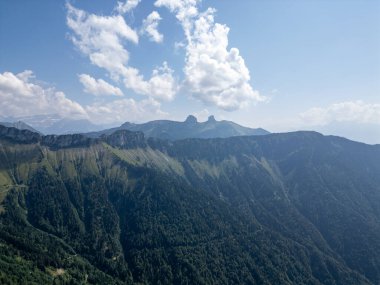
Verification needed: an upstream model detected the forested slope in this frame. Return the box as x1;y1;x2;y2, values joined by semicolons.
0;126;379;284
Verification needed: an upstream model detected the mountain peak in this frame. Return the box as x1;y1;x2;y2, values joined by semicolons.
0;120;41;134
84;116;270;140
185;115;198;124
207;115;216;122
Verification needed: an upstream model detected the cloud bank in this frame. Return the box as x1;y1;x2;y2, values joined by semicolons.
0;70;166;124
0;71;87;119
300;101;380;126
86;98;166;124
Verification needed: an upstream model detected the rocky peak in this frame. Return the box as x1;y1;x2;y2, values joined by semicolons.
185;115;198;124
207;115;216;123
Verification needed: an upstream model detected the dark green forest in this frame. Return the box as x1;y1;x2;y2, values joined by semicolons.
0;126;379;284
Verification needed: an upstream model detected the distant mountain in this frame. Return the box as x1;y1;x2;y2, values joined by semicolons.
2;115;109;135
0;125;379;284
85;115;270;140
315;121;380;145
0;120;41;134
39;117;105;135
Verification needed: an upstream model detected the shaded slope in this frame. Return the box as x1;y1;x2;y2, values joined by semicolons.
0;127;378;284
160;132;380;283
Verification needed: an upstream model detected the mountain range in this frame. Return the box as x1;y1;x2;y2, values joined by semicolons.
0;115;269;141
85;115;270;140
0;115;105;135
0;124;379;284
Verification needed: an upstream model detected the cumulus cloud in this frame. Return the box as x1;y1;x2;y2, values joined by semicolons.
0;70;169;125
115;0;141;15
155;0;200;39
141;11;164;43
66;3;138;79
300;101;380;126
78;74;123;96
121;62;177;101
155;0;264;110
67;3;177;101
86;98;166;124
147;62;177;100
0;71;87;119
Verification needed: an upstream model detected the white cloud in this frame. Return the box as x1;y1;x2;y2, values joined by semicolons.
300;101;380;126
148;62;177;100
115;0;141;15
66;3;138;80
193;108;210;121
0;71;87;119
120;62;177;101
141;11;164;43
86;98;167;124
0;70;169;125
66;3;177;101
174;41;186;51
155;0;265;110
78;74;123;96
155;0;200;40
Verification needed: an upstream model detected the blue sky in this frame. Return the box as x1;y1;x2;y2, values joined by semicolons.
0;0;379;143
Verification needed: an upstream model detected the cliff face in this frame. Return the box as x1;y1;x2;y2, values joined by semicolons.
0;126;379;284
0;125;97;149
42;134;96;149
102;130;146;149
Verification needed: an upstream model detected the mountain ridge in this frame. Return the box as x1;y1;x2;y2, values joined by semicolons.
0;121;41;134
0;115;107;135
85;115;270;140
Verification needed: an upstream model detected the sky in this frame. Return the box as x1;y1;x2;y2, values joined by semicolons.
0;0;379;144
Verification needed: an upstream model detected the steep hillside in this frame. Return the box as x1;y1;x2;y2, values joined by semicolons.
0;126;379;284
